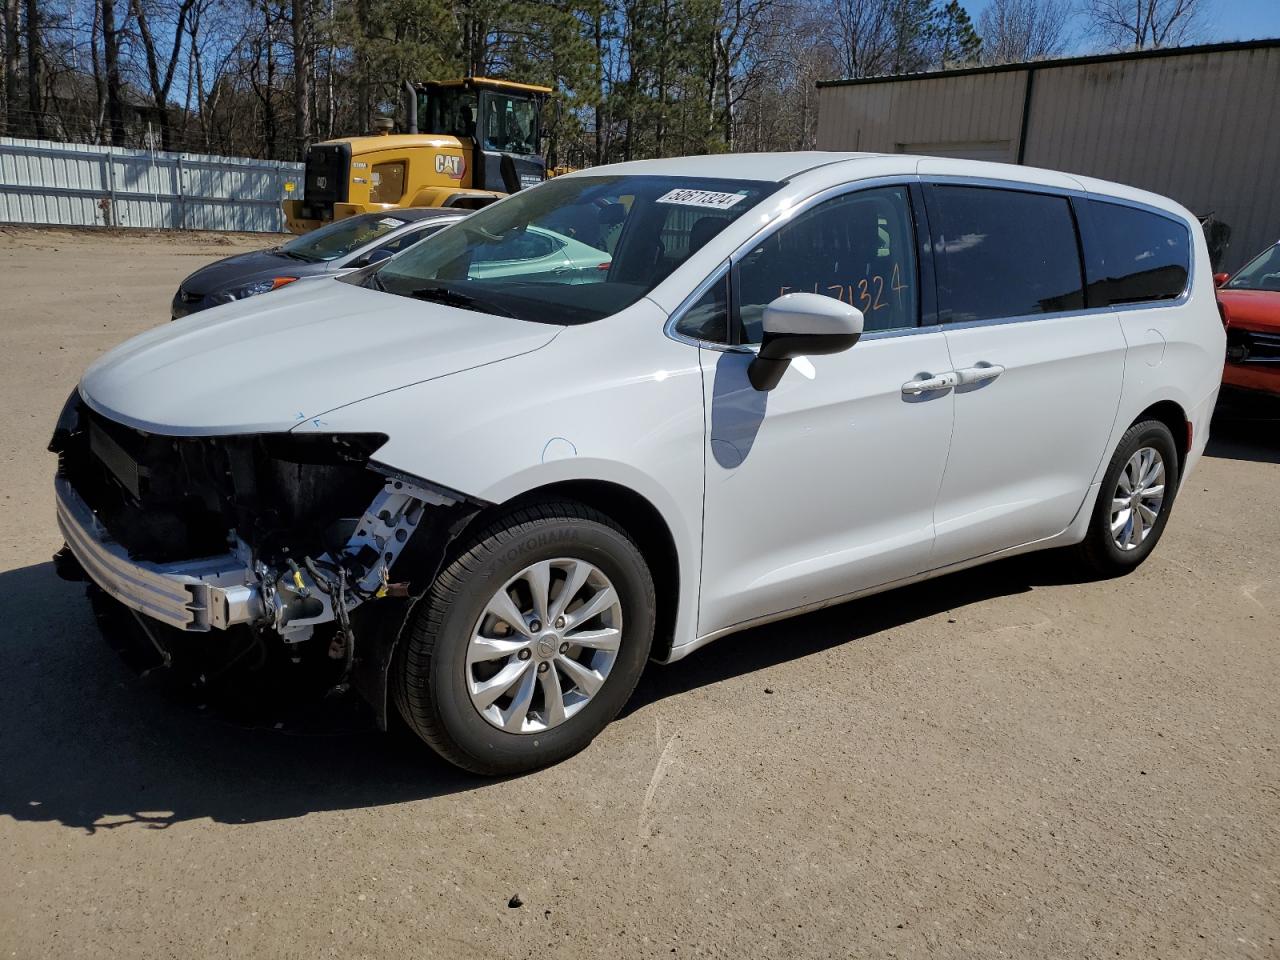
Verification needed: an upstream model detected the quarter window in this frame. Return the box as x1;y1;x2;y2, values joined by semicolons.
930;185;1084;322
1083;200;1191;305
674;272;729;343
736;186;918;344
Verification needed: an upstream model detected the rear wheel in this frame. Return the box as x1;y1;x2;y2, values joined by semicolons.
393;501;655;775
1075;419;1180;576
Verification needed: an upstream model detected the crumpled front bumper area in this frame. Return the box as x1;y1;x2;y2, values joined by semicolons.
55;476;264;631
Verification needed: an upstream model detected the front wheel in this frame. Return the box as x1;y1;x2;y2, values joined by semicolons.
393;501;655;775
1075;419;1180;576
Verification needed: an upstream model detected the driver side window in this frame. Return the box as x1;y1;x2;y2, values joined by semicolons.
736;186;919;344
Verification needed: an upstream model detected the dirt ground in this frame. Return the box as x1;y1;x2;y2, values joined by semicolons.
1;225;1277;960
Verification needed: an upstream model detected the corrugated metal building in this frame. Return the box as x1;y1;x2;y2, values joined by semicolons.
816;39;1280;271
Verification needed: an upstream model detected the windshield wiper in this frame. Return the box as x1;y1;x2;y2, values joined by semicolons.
409;284;515;318
277;248;316;263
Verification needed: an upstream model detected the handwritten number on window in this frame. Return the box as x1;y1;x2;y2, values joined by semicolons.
776;265;908;313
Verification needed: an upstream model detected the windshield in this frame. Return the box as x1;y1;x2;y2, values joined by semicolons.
281;213;407;262
1226;243;1280;292
481;92;538;155
372;175;779;324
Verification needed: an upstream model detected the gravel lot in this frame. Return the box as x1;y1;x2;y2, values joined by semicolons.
1;225;1277;960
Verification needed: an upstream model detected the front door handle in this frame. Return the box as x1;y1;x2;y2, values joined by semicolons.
953;363;1005;385
901;372;958;396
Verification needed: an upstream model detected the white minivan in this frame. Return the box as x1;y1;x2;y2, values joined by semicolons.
52;153;1225;774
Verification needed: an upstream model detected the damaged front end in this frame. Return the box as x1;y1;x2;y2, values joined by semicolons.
50;391;484;723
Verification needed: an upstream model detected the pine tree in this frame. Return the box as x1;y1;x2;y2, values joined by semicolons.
933;0;981;67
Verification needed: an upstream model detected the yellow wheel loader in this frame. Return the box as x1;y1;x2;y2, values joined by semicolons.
283;77;554;235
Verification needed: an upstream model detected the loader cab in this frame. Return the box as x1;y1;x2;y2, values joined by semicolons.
416;78;550;194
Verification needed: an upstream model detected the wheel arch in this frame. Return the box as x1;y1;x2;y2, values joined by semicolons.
463;479;683;662
1133;399;1190;476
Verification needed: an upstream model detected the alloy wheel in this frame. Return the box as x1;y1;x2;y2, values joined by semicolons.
1110;446;1166;551
466;558;623;734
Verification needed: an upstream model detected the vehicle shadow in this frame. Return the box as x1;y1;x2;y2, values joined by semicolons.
0;548;1090;832
1206;390;1280;465
0;561;479;833
626;550;1087;717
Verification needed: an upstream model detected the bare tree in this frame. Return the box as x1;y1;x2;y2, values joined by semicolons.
247;0;280;158
2;0;17;134
1085;0;1209;50
832;0;895;79
24;0;44;136
290;0;311;159
979;0;1071;63
131;0;197;149
714;0;793;149
101;0;126;144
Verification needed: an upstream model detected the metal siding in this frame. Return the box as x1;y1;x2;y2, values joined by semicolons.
1022;47;1280;270
817;71;1026;159
0;137;303;233
819;45;1280;271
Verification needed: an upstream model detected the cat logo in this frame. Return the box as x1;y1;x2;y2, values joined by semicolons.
434;154;465;180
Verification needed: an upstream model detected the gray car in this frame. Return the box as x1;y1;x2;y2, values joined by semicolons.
171;208;465;319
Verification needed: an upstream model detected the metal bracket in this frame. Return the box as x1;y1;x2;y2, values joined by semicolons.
270;477;451;641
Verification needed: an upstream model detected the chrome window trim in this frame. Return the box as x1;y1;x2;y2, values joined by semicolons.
663;171;1197;351
861;324;948;342
921;173;1192;228
922;173;1081;199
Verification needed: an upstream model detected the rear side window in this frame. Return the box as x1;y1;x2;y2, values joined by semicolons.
1083;200;1191;305
930;185;1084;322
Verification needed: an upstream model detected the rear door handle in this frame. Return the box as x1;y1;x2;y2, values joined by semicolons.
901;372;958;396
953;363;1005;385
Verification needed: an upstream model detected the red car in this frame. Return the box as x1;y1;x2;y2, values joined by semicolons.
1216;240;1280;397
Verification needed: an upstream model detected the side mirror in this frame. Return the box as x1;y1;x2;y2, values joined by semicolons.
1213;272;1230;287
366;247;397;265
748;293;864;391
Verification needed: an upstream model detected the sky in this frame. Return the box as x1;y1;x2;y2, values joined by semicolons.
959;0;1280;53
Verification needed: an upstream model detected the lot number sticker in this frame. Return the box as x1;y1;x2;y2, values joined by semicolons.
656;189;746;210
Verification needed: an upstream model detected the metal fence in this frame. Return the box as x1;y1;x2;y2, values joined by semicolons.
0;137;303;233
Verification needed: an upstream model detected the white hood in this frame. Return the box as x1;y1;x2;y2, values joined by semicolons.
79;278;560;435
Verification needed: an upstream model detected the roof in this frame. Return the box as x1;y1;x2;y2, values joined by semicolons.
394;207;467;222
816;37;1280;89
419;76;554;96
561;151;885;183
315;133;463;153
